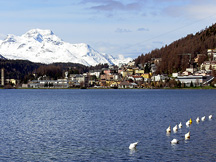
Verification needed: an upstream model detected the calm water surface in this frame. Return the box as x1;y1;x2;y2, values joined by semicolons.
0;89;215;161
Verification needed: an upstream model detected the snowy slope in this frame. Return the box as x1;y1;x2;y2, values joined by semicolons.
0;29;132;66
0;54;5;59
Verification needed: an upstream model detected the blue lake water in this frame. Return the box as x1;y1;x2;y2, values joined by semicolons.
0;89;215;161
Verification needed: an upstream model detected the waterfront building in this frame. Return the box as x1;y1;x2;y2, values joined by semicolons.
177;75;214;86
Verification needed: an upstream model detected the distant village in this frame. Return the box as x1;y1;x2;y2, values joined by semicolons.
1;49;216;89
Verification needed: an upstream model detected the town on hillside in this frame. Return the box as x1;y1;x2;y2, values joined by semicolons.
0;49;216;89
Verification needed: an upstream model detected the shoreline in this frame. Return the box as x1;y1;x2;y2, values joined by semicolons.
1;86;216;90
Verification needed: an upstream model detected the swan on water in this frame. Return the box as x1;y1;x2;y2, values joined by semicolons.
178;122;182;128
166;125;171;133
201;116;205;121
209;115;213;119
170;139;179;144
173;125;178;132
129;142;138;150
186;120;190;127
185;131;190;139
196;117;200;123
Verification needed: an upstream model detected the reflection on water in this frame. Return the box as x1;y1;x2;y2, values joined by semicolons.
166;132;171;137
129;149;137;155
0;89;215;161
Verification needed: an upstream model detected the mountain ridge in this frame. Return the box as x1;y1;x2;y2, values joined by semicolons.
0;29;132;66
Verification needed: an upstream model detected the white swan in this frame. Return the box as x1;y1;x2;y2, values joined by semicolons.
209;115;213;119
186;120;190;127
185;131;190;139
178;122;182;128
166;125;171;133
129;142;138;150
201;116;205;121
170;139;179;144
196;117;200;123
173;125;178;132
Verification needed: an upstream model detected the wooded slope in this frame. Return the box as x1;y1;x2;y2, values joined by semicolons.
135;23;216;74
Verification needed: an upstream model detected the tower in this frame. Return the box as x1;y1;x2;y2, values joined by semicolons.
1;68;4;86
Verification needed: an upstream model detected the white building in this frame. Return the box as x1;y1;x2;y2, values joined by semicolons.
172;73;179;78
177;75;214;86
151;74;168;82
207;49;216;61
89;70;101;78
28;79;69;88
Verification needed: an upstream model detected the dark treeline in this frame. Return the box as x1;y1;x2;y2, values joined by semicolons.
135;23;216;74
0;59;42;80
0;59;110;83
88;63;109;71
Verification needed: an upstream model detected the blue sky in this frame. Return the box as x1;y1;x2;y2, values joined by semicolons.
0;0;216;59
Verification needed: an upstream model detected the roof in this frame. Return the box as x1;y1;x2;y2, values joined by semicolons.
177;75;205;79
132;75;143;78
119;81;131;86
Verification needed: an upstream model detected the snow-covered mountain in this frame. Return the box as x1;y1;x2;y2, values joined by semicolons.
0;29;132;66
0;54;6;59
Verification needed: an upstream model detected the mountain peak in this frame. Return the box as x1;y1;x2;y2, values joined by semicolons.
4;34;17;43
21;29;62;44
22;29;54;42
24;29;54;37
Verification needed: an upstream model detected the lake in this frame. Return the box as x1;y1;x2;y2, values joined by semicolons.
0;89;215;161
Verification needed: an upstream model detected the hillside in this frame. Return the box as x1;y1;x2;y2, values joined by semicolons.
135;23;216;74
0;59;42;81
0;59;89;83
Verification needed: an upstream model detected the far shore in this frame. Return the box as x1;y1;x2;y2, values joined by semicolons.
1;86;216;90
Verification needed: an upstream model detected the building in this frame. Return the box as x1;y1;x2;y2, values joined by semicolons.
121;69;133;77
128;75;143;82
69;74;88;87
6;79;17;85
28;79;69;88
118;81;137;88
207;49;216;61
172;73;179;78
134;69;144;75
200;61;216;70
100;74;113;80
194;70;209;76
177;75;214;86
89;70;101;78
182;71;192;76
151;74;168;82
141;73;151;79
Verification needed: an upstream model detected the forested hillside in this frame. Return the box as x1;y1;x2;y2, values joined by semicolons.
135;23;216;74
0;59;110;83
0;59;42;80
0;59;88;82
